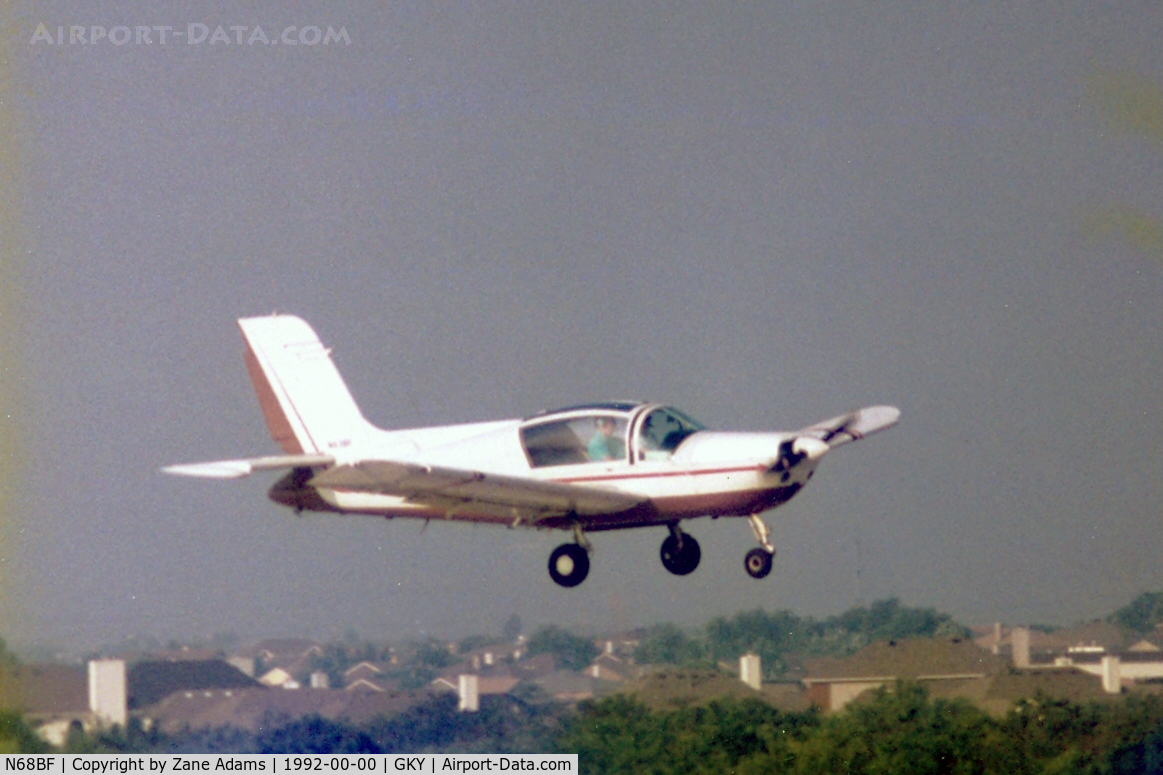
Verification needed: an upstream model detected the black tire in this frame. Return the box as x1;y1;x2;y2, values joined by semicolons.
744;547;774;579
548;543;590;587
660;532;701;575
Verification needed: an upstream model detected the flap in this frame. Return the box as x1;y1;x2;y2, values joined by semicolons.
309;460;645;520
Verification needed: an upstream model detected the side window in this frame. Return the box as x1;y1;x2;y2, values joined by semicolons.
638;408;701;459
521;416;628;468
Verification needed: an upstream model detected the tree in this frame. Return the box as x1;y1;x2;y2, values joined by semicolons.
525;626;598;672
778;682;1016;775
636;624;706;667
705;609;804;677
1110;591;1163;633
256;716;380;754
502;614;523;643
0;711;50;754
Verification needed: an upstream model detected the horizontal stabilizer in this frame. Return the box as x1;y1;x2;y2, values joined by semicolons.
798;405;900;449
162;453;335;479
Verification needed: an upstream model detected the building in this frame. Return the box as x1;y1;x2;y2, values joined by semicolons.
802;638;1005;712
1;663;92;746
802;635;1132;715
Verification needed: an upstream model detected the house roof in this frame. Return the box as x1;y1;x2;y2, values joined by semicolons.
346;677;400;693
249;639;323;659
128;659;261;709
144;686;436;733
532;670;619;701
343;661;385;679
919;668;1118;716
512;653;556;679
1037;621;1136;653
258;667;294;687
803;638;1004;682
0;664;88;715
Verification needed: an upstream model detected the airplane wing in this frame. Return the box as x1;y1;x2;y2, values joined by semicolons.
162;453;335;479
797;405;900;450
309;460;648;523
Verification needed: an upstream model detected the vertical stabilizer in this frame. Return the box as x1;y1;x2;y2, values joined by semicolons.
238;315;373;454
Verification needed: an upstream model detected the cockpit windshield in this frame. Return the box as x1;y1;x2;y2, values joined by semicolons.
638;407;704;458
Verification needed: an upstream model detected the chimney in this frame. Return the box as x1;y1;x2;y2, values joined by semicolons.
1101;655;1121;694
739;653;762;691
1012;627;1031;668
458;674;479;712
88;659;127;728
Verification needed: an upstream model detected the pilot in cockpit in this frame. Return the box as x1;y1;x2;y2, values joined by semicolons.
587;417;623;461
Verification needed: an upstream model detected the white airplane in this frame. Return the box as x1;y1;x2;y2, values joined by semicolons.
164;315;899;587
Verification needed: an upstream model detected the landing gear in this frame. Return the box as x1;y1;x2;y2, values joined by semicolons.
660;524;701;576
744;547;774;579
548;543;590;587
745;513;776;579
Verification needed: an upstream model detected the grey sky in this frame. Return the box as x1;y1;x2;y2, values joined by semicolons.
4;2;1163;652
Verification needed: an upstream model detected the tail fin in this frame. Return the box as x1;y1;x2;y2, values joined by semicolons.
239;315;374;455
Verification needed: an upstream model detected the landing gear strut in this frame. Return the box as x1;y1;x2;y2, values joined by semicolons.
744;514;776;579
660;523;701;576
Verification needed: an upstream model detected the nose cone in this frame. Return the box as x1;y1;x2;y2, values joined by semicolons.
770;435;830;484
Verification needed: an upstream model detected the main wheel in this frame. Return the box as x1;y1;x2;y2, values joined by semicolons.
548;543;590;587
744;547;774;579
660;532;701;575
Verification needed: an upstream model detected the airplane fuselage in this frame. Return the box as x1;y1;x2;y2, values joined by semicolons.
270;403;826;531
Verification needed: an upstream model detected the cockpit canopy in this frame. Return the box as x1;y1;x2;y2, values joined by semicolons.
637;405;703;458
519;403;704;468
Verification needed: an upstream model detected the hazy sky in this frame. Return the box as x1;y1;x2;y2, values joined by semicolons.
3;2;1163;653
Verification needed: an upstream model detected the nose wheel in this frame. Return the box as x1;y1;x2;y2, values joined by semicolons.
744;547;775;578
660;524;701;575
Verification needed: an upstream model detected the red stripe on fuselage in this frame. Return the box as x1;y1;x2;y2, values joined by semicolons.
549;464;766;485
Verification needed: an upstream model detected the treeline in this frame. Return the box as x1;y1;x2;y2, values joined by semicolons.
306;624;599;690
636;597;969;677
45;693;567;754
39;683;1163;772
559;684;1163;774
